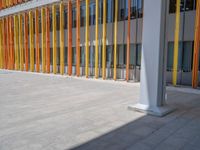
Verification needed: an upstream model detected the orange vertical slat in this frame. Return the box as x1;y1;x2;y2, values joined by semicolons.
11;0;13;5
14;0;17;5
126;0;131;81
68;1;72;76
35;9;40;72
24;13;29;71
192;0;200;88
76;0;80;76
2;0;4;9
46;7;50;73
0;0;2;10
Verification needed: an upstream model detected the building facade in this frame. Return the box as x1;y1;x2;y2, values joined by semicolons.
0;0;199;88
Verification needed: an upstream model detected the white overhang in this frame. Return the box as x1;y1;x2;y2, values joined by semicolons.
0;0;61;18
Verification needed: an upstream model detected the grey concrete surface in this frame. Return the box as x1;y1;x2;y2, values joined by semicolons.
0;70;200;150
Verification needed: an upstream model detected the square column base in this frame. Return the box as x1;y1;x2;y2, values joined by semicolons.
128;103;175;117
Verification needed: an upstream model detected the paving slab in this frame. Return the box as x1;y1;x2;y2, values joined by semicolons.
0;70;200;150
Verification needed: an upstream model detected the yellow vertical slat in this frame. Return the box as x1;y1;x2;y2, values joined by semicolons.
52;5;57;74
85;0;90;78
6;0;8;7
14;15;19;70
35;9;40;72
95;0;99;78
19;14;24;71
41;8;46;73
60;2;64;75
76;0;81;76
0;19;2;69
29;11;34;72
113;0;118;81
102;0;107;80
172;0;181;86
46;7;50;73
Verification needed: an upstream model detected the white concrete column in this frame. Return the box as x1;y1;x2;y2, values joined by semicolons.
129;0;174;116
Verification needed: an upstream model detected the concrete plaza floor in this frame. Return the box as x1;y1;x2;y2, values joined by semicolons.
0;70;200;150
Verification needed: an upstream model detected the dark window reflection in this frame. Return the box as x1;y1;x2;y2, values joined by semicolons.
72;7;76;28
169;0;196;13
119;0;143;21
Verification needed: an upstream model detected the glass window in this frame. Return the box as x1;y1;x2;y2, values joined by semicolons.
90;3;95;25
39;15;42;33
107;0;113;23
65;47;68;65
64;8;68;29
99;0;103;24
169;0;196;13
167;42;174;71
106;45;113;67
72;7;76;28
56;8;60;30
118;0;143;21
124;45;127;65
124;0;129;20
50;48;53;65
118;0;125;21
50;10;52;31
182;42;193;72
57;47;60;65
98;45;102;68
40;48;42;64
33;16;35;34
89;46;95;68
80;47;85;66
72;47;76;65
169;0;185;13
130;44;135;65
123;44;138;66
137;0;143;18
136;44;141;66
131;0;137;19
167;42;183;71
185;0;196;11
81;4;86;26
117;44;126;67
